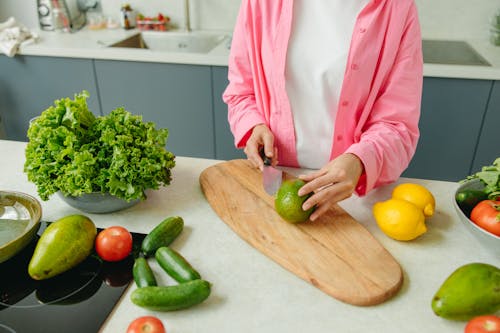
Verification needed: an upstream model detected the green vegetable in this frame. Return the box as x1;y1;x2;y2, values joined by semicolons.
155;246;201;283
455;189;488;216
24;91;175;201
141;216;184;256
463;158;500;200
130;279;211;311
133;257;158;288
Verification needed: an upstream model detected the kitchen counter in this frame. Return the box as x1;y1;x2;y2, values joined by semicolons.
15;28;500;80
0;139;498;333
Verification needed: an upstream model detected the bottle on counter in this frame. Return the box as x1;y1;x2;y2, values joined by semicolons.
120;4;136;29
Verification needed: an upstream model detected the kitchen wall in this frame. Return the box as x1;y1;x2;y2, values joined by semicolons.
0;0;240;31
415;0;499;40
0;0;498;39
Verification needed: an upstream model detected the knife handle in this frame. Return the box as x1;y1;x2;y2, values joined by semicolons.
259;147;272;166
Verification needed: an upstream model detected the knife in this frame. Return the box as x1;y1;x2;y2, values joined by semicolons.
260;148;282;196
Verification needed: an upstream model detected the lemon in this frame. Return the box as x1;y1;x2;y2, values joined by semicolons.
373;198;427;241
392;183;436;217
275;179;314;223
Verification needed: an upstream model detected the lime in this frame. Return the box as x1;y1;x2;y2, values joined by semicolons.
274;179;314;223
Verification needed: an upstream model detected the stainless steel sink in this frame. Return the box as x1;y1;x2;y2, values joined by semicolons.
108;31;226;53
422;39;491;66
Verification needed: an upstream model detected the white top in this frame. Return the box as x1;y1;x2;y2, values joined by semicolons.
285;0;369;169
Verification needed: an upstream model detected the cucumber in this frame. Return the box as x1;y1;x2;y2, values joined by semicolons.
130;279;211;311
155;246;201;283
133;257;157;288
142;216;184;256
455;189;488;216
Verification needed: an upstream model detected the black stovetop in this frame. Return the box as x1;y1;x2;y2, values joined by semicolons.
0;221;145;333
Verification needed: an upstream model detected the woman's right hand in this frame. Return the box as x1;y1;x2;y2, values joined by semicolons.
244;124;278;170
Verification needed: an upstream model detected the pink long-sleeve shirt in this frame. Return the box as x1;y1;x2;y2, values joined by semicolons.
223;0;423;195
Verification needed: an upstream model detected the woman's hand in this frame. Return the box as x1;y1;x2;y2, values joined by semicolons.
298;153;364;221
244;124;278;170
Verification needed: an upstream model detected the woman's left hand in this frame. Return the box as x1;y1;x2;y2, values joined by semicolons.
297;153;363;221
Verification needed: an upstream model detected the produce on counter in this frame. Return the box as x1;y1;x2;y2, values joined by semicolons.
274;179;315;223
431;263;500;321
131;216;212;312
131;279;212;311
95;226;133;262
464;158;500;200
24;91;175;202
470;200;500;237
127;316;166;333
455;189;489;217
373;183;435;241
155;246;201;283
457;158;500;236
28;215;97;280
392;183;436;217
133;257;158;288
141;216;184;256
464;315;500;333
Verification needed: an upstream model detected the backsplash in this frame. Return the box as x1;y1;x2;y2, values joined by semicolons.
0;0;498;40
0;0;240;32
415;0;499;40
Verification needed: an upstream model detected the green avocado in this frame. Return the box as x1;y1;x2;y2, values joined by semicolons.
431;262;500;321
28;215;97;280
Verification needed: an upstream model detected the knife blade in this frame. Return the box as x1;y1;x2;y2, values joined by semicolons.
260;148;282;195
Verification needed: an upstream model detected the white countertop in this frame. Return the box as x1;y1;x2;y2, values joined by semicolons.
0;139;498;333
15;28;500;80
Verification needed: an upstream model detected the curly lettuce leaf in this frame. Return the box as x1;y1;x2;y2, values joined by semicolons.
24;92;175;202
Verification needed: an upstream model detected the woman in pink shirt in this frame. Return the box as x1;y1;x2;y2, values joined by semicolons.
223;0;423;221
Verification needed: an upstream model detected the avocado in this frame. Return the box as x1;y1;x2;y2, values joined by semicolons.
28;215;97;280
431;262;500;321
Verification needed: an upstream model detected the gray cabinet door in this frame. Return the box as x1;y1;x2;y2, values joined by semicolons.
212;66;245;160
0;55;100;141
403;77;492;181
94;60;214;159
472;80;500;172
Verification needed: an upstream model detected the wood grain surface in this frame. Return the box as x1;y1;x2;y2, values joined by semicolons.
199;159;403;306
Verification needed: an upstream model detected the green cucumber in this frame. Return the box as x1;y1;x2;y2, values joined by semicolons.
130;279;211;311
155;246;201;283
133;257;157;288
142;216;184;256
455;189;488;216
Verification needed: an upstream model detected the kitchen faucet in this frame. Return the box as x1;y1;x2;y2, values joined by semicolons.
184;0;191;32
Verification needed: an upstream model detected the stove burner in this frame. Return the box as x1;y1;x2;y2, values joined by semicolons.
0;221;146;333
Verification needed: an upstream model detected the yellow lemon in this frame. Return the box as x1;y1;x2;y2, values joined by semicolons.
392;183;436;217
373;198;427;241
275;179;314;223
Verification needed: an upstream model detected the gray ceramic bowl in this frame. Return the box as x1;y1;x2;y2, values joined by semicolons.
0;191;42;263
453;179;500;257
58;192;141;214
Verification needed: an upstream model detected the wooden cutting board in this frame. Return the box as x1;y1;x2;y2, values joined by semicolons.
199;159;403;306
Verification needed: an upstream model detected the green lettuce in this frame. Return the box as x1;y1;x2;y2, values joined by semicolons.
24;91;175;201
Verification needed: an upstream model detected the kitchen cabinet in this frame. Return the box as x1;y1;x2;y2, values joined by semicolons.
94;60;215;159
0;55;100;141
402;77;493;181
212;66;245;160
471;80;500;172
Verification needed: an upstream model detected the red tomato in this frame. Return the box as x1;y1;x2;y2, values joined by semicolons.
465;315;500;333
470;200;500;236
95;226;133;262
127;316;166;333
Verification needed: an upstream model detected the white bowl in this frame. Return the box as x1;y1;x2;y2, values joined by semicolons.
453;179;500;257
58;192;141;214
